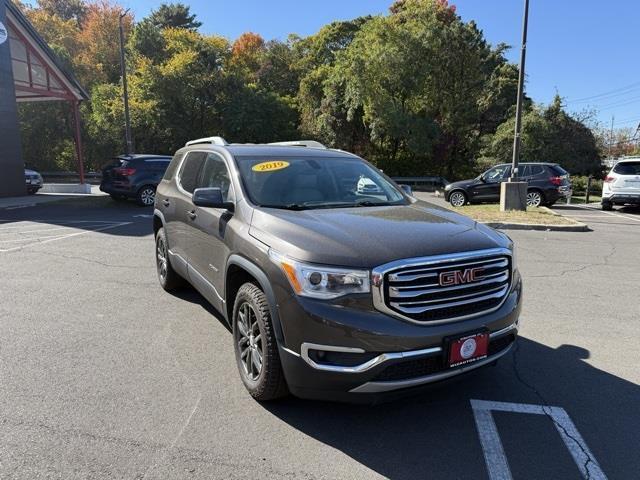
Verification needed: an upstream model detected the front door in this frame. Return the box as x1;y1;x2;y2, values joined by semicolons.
473;165;510;201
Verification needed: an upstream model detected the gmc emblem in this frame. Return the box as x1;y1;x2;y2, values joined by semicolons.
439;267;485;286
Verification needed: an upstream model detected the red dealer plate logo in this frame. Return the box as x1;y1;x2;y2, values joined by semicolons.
448;331;489;368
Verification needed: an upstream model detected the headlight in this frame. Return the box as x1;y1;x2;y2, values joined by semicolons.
269;250;370;299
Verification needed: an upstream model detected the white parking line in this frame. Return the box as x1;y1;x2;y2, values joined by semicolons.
471;399;606;480
571;205;640;223
0;222;132;253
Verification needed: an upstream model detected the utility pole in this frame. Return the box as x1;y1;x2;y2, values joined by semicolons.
607;115;614;164
500;0;529;211
119;9;133;155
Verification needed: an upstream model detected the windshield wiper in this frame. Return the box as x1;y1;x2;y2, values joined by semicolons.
260;203;309;210
354;200;393;207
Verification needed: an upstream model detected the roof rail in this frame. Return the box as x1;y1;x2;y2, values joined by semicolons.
268;140;327;149
185;136;228;147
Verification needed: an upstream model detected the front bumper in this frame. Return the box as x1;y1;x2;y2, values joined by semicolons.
277;275;522;402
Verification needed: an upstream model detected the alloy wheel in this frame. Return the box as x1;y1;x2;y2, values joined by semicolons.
140;188;155;206
526;191;542;207
156;235;168;282
450;192;466;207
236;302;263;381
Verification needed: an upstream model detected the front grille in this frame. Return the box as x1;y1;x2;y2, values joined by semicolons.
379;250;511;323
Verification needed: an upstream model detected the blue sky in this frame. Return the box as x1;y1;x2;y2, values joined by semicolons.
125;0;640;131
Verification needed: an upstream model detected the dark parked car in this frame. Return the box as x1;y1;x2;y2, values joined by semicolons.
100;154;172;205
153;137;522;402
444;163;572;208
24;168;43;194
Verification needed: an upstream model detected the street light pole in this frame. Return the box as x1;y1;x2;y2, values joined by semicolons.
500;0;529;211
511;0;529;181
119;9;133;155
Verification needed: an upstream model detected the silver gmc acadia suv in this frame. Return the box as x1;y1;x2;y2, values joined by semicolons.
153;137;522;402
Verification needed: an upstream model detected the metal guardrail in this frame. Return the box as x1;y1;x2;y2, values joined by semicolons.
391;176;449;192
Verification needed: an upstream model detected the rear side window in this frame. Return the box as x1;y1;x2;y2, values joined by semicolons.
549;165;569;176
178;152;207;193
529;165;545;176
613;162;640;175
162;153;184;180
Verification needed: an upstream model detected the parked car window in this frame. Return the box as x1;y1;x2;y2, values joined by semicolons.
197;153;233;201
550;165;569;176
483;165;510;182
178;152;206;194
530;165;545;176
520;165;531;177
163;153;184;181
613;161;640;175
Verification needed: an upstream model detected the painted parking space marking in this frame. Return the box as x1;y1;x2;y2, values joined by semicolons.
471;400;606;480
0;221;132;253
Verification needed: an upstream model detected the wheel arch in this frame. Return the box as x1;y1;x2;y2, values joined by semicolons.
153;209;165;237
226;255;285;344
448;189;468;204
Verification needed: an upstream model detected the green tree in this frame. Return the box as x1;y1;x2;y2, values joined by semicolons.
482;95;602;175
147;3;201;30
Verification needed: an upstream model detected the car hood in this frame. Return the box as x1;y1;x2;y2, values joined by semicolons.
446;178;477;190
249;200;508;268
24;169;39;176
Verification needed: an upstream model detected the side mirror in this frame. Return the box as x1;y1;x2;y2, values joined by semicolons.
399;184;413;196
192;187;234;211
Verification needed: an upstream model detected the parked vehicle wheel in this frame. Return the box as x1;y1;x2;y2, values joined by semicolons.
449;191;467;207
526;189;544;207
155;227;183;291
137;185;156;206
233;283;288;401
602;201;613;211
109;194;127;201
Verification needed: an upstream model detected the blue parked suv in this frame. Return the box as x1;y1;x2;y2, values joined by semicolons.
100;154;172;206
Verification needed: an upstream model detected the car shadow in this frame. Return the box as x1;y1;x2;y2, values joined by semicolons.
259;337;639;479
169;287;231;333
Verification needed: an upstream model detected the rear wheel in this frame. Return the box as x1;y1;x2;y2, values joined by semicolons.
233;283;288;401
449;191;467;207
155;227;183;291
137;185;156;206
526;189;543;207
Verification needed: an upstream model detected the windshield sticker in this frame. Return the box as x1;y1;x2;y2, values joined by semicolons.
252;160;290;173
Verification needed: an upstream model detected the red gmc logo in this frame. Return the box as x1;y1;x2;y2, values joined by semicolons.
439;267;485;286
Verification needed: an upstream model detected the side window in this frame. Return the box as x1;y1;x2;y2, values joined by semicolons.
531;165;545;177
197;153;233;201
484;165;509;182
520;165;531;178
163;153;184;181
178;152;207;194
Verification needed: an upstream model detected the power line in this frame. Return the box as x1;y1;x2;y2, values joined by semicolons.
567;80;640;104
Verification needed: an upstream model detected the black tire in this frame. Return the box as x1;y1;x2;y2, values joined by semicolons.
155;227;183;291
232;283;288;401
109;194;127;201
137;185;156;206
526;189;544;208
602;201;613;211
448;190;467;207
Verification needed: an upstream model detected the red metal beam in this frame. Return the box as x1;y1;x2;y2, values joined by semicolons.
14;84;74;100
72;101;85;184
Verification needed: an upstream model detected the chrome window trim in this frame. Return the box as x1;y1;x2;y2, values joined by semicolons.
371;247;513;325
350;342;514;394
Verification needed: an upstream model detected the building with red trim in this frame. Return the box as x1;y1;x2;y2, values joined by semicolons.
0;0;88;197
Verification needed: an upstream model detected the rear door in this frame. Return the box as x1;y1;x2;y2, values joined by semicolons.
186;152;235;310
141;158;171;187
164;151;207;267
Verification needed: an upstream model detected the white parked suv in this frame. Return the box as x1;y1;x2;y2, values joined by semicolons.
602;159;640;210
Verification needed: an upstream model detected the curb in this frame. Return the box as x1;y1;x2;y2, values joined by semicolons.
481;221;590;232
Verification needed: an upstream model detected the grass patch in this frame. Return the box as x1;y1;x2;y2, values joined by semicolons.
567;194;602;204
448;204;579;226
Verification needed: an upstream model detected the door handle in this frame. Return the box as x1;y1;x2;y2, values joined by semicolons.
187;210;197;220
162;199;170;207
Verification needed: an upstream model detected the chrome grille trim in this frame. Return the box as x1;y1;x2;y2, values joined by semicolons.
372;247;513;324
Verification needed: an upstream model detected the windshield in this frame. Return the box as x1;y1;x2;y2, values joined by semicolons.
235;156;406;209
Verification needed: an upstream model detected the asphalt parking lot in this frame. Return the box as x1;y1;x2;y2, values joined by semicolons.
1;195;638;479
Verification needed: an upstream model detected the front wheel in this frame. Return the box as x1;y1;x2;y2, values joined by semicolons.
602;201;613;211
449;191;467;207
155;227;183;291
526;190;543;207
233;283;288;401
